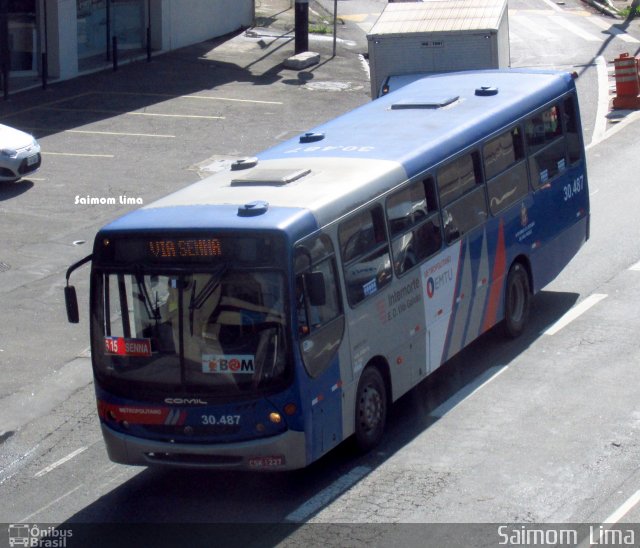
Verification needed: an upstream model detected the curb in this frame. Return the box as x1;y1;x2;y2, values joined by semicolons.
583;0;622;17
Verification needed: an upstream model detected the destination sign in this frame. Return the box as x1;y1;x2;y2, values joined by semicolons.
107;233;283;266
147;238;223;259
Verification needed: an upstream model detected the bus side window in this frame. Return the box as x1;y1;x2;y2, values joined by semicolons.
294;236;344;378
339;205;392;306
525;104;567;188
386;177;442;275
484;127;530;215
438;151;487;244
563;95;583;165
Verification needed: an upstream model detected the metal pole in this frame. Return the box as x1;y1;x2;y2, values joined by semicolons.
41;52;47;89
112;36;118;71
333;0;337;57
42;0;48;89
0;0;8;100
146;0;151;62
106;0;111;60
294;0;309;54
1;63;7;100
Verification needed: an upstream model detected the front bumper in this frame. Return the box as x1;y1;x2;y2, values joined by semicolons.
0;151;41;181
101;423;308;471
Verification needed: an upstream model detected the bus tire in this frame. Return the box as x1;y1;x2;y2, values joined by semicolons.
354;366;387;452
503;262;530;338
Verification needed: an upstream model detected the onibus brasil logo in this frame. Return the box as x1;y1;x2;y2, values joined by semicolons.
8;524;72;547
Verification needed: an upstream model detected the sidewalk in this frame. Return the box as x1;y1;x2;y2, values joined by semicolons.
2;0;361;100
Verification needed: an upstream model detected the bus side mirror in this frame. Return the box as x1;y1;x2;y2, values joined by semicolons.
65;285;80;323
64;253;93;324
306;271;326;307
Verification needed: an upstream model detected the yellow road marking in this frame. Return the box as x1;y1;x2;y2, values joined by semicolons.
46;106;224;120
66;129;175;138
97;90;283;105
129;112;224;119
42;151;114;158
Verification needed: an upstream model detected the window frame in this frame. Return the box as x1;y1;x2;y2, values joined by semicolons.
482;125;530;216
524;102;569;189
385;177;443;276
338;204;392;307
436;150;488;245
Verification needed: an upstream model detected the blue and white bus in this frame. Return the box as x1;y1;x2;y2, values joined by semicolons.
65;69;589;470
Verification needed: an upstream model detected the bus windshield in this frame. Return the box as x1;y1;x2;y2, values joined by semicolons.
92;269;289;396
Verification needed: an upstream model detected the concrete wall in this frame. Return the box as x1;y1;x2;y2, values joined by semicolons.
160;0;254;51
48;0;78;80
50;0;253;81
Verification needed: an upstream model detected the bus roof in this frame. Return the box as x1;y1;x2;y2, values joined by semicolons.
102;69;576;238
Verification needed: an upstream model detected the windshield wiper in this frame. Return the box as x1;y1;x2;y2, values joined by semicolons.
135;273;161;322
188;264;228;336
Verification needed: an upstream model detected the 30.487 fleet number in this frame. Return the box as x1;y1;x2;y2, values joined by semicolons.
563;174;585;202
201;414;241;425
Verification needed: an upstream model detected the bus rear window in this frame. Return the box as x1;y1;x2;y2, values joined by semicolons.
563;95;583;165
525;105;562;153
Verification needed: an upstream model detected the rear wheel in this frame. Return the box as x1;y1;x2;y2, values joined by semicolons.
354;366;387;452
503;262;530;338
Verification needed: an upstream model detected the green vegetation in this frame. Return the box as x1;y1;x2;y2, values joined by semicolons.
620;4;640;18
309;23;332;34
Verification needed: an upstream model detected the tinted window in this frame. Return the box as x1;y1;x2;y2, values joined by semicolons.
528;139;567;187
525;105;562;154
339;206;391;305
525;104;568;188
295;235;344;378
442;186;488;244
386;178;442;275
487;162;529;215
484;127;529;215
483;127;525;180
437;152;482;206
563;95;583;165
438;152;487;244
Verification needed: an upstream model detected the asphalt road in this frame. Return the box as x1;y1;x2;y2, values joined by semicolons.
2;0;640;546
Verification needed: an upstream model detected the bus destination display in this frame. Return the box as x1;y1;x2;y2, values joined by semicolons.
148;238;222;259
111;237;222;263
109;234;282;265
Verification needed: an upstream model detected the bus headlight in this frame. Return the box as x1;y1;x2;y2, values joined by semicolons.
269;412;282;424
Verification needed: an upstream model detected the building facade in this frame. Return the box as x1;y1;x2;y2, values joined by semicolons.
1;0;254;85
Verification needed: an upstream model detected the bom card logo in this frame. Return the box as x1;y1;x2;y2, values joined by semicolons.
202;354;255;374
8;524;72;547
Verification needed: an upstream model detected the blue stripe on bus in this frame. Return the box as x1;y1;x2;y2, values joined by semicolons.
100;204;319;241
259;70;575;179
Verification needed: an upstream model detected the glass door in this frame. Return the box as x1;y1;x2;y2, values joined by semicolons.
7;0;38;75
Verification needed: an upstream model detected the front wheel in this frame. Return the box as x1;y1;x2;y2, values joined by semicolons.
503;262;531;338
354;366;388;452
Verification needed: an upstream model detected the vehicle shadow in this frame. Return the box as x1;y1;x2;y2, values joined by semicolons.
52;290;579;547
0;179;34;201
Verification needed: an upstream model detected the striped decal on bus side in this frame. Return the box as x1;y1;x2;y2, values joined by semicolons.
464;230;491;348
482;219;507;333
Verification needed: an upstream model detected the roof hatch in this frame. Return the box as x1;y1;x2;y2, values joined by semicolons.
238;201;269;217
391;95;459;110
230;168;311;187
475;86;499;96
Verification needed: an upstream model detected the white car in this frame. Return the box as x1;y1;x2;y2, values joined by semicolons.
0;123;41;182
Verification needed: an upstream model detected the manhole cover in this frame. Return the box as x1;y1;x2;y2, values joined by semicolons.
0;261;10;273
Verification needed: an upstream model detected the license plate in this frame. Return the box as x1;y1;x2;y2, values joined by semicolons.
26;154;38;166
248;455;285;468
